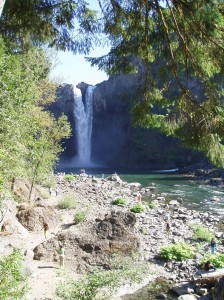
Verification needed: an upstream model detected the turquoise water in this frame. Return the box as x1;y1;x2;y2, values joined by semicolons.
119;173;224;215
58;167;224;215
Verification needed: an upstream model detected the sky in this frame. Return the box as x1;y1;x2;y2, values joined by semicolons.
50;0;109;86
50;47;109;86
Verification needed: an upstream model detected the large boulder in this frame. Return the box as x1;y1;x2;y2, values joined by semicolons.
33;210;139;272
16;206;60;232
13;179;42;202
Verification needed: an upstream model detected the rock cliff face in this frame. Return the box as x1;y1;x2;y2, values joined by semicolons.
52;75;202;170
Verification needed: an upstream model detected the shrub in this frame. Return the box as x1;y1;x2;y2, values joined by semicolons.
38;188;49;199
57;193;76;209
148;200;157;209
160;242;195;261
0;249;28;299
65;174;77;181
191;224;215;242
200;253;224;268
112;197;127;205
73;211;86;224
42;176;57;188
130;203;145;213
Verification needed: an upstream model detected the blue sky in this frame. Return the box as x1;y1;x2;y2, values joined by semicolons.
50;0;109;86
50;47;109;86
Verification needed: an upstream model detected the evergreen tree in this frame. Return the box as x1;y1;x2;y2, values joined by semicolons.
1;0;224;166
0;0;101;53
87;0;224;167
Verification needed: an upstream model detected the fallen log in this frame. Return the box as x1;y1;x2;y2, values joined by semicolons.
191;269;224;285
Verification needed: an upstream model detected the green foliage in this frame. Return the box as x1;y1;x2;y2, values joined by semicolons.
191;224;215;242
64;174;77;181
42;176;57;189
160;242;195;261
57;193;76;209
0;40;71;193
200;253;224;269
148;200;157;209
73;211;86;224
0;249;28;299
0;0;101;54
56;255;148;300
130;202;145;213
37;188;49;200
87;0;224;168
112;197;127;205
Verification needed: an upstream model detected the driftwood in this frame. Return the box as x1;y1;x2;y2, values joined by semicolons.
192;269;224;285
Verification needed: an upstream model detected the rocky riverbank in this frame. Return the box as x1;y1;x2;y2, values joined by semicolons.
0;172;224;299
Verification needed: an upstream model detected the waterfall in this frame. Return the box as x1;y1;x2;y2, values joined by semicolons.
73;85;95;167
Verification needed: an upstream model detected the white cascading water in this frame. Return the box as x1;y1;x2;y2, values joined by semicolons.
73;85;95;166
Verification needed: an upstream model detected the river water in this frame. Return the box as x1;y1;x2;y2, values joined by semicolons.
58;167;224;216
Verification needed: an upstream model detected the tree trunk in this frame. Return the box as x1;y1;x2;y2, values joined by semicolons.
192;269;224;285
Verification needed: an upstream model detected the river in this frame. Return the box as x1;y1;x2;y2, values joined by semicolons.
57;167;224;216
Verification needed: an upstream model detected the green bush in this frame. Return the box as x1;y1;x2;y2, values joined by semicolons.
0;249;28;299
57;193;76;209
160;242;195;261
130;203;145;213
42;176;57;188
191;224;215;242
37;187;49;199
65;174;77;181
200;253;224;268
112;197;127;205
73;211;86;224
148;200;157;209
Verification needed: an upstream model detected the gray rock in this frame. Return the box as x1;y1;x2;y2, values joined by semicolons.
172;283;195;296
178;295;198;300
156;293;167;299
169;200;180;206
195;287;207;296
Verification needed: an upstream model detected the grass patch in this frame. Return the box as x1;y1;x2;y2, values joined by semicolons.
56;255;148;300
42;176;57;188
130;203;145;213
112;197;127;205
57;193;76;209
73;211;86;224
64;174;77;181
147;200;157;209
